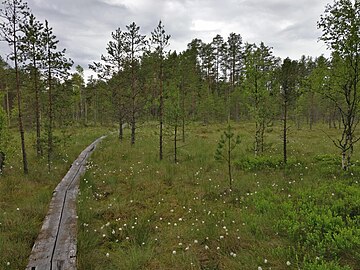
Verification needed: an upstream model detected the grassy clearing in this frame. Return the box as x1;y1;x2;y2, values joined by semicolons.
77;122;360;270
0;126;110;269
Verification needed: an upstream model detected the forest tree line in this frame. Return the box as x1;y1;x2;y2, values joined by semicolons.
0;0;359;173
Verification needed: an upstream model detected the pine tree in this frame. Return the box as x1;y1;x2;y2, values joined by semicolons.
19;13;45;156
0;0;30;174
43;19;72;171
123;22;147;145
215;124;241;190
90;28;127;140
222;33;244;120
211;34;226;94
151;20;170;160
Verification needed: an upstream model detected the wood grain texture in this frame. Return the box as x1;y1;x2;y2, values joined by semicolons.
26;136;106;270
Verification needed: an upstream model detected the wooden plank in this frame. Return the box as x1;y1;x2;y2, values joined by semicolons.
26;136;106;270
51;189;77;270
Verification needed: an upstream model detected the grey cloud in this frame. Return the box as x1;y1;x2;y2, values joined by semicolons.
1;0;331;75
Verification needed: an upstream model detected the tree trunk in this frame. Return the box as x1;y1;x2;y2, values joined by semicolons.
131;58;136;145
182;114;185;143
47;67;53;172
47;37;53;172
181;80;185;143
283;100;287;165
228;134;232;190
159;61;164;160
84;98;88;125
33;56;42;157
342;151;347;171
13;14;28;174
119;114;123;141
255;121;259;156
309;92;314;130
260;123;265;153
174;122;177;163
6;87;10;127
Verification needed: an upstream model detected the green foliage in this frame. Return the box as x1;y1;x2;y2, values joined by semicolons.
318;0;360;169
277;182;360;263
215;124;241;189
215;125;241;162
234;156;285;171
314;154;339;165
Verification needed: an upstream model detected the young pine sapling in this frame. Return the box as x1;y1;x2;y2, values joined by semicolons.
215;124;241;190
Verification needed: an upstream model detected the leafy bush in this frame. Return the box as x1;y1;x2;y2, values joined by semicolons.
234;156;282;171
277;182;360;268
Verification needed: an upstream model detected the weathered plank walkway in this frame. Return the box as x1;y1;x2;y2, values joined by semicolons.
26;135;106;270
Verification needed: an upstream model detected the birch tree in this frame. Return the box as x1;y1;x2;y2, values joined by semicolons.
318;0;360;170
244;42;278;155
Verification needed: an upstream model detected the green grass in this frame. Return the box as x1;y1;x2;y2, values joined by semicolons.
0;125;111;269
77;122;360;270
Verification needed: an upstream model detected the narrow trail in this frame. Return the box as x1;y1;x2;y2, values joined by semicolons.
26;135;106;270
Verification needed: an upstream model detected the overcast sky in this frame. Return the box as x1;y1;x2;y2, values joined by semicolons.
1;0;332;79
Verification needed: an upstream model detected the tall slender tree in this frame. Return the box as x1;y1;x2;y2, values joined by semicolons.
280;57;298;164
211;34;225;92
43;19;72;171
227;33;243;89
226;33;243;120
90;28;127;140
0;0;30;174
123;22;147;145
151;20;170;160
244;42;278;155
71;65;86;123
20;13;45;156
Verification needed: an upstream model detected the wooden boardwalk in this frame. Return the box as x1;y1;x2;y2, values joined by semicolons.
26;136;106;270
